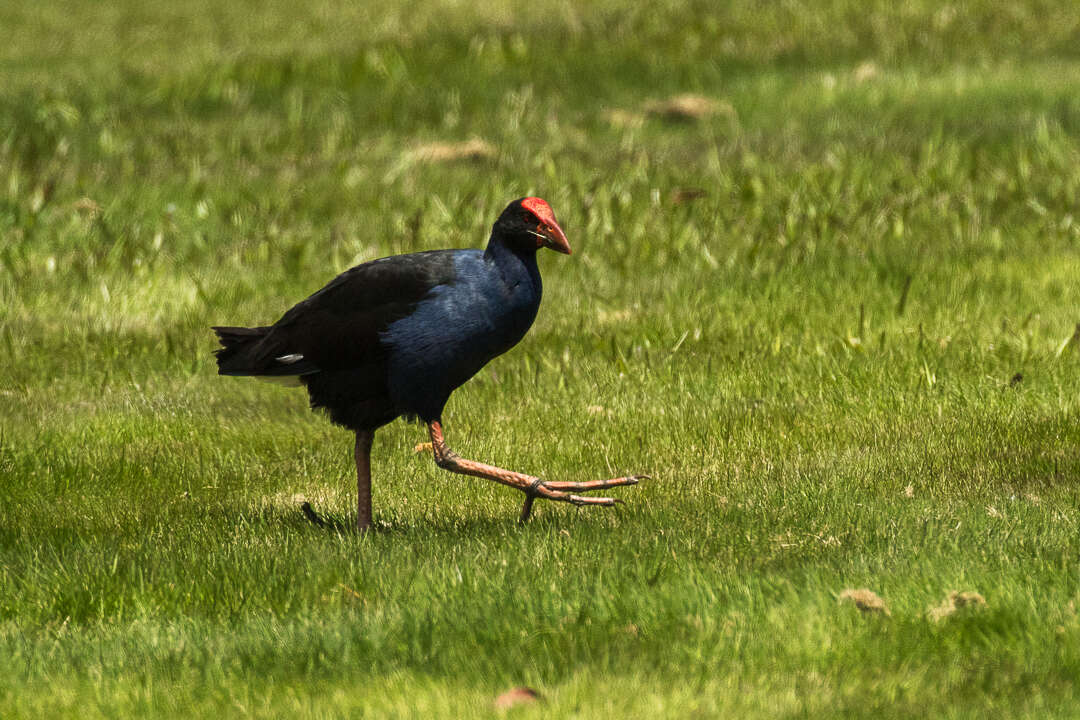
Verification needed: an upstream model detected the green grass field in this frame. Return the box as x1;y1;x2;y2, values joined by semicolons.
3;1;1080;716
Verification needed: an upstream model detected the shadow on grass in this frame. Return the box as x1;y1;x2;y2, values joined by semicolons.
219;498;594;541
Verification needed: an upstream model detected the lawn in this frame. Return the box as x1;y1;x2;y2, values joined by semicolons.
3;1;1080;717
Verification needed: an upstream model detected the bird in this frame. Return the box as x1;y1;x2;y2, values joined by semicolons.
212;197;642;530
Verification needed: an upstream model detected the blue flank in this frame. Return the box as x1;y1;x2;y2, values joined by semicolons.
381;241;543;421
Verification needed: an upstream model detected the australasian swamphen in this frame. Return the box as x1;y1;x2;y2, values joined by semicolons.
213;197;642;530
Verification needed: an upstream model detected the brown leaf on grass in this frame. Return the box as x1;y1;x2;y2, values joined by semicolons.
929;591;987;622
413;442;433;454
494;687;541;710
73;197;101;216
412;138;495;163
839;588;891;616
671;187;707;205
644;94;734;122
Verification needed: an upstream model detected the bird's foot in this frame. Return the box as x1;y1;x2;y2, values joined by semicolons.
426;419;644;524
518;474;648;523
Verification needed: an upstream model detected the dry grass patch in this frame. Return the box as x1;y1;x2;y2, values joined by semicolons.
603;108;645;128
596;307;636;325
839;588;890;616
494;687;541;710
644;93;734;121
671;187;708;205
929;591;987;622
73;197;102;216
411;138;496;163
853;61;880;83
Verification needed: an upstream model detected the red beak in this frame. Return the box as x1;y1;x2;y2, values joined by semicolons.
542;221;572;255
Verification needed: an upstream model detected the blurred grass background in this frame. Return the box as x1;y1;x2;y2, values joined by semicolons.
2;1;1080;717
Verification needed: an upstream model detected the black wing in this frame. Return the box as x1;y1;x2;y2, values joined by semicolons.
214;250;459;377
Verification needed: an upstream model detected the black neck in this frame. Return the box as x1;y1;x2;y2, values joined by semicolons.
485;232;539;261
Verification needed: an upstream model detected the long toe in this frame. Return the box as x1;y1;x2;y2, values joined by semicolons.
518;478;634;522
567;494;622;507
540;475;646;492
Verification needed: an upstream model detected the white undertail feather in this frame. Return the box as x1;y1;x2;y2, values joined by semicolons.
276;353;305;364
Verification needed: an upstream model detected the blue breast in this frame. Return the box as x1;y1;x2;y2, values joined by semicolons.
381;246;542;420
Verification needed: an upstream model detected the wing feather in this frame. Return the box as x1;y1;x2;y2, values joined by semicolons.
246;250;461;375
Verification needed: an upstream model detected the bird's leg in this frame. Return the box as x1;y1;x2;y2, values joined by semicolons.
426;421;643;522
355;430;375;532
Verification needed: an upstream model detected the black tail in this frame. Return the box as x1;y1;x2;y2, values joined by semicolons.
212;326;272;375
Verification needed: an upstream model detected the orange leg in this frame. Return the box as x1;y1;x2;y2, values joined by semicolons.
427;420;643;522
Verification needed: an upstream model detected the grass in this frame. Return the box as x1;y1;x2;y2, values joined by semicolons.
3;0;1080;716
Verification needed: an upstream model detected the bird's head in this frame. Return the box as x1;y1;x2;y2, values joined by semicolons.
492;197;572;255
